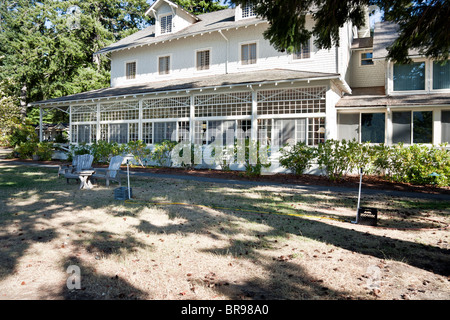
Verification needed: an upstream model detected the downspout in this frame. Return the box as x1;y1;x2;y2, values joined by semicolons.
218;30;229;74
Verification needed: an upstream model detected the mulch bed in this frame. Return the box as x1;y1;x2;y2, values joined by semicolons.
5;157;450;196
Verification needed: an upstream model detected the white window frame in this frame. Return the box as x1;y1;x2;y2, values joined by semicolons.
291;39;313;61
360;51;374;66
241;4;257;19
159;13;173;35
389;59;428;95
431;59;450;93
157;54;172;76
125;60;137;80
239;41;258;67
195;48;211;72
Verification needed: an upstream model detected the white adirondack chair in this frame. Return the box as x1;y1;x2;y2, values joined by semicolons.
91;155;124;187
64;154;94;184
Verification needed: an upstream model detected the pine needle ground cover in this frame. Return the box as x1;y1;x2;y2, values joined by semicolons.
0;164;448;300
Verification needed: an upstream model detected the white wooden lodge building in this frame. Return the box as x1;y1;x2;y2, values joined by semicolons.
31;0;450;171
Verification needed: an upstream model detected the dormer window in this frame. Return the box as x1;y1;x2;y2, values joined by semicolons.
160;14;173;34
242;4;256;18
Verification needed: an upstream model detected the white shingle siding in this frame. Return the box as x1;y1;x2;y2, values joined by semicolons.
110;19;346;88
349;53;386;88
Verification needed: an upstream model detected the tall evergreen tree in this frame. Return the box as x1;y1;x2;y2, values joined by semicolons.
0;0;151;121
172;0;228;15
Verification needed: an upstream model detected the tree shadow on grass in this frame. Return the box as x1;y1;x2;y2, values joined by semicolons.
38;256;147;300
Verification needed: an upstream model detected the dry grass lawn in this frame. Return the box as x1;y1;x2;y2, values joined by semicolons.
0;164;449;300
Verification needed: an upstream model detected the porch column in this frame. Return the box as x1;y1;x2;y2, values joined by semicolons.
251;89;258;141
96;102;101;142
433;109;441;145
189;93;195;143
138;99;143;141
39;106;43;142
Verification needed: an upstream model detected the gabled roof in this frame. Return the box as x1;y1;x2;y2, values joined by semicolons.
372;22;421;60
95;8;266;56
30;69;344;106
145;0;199;21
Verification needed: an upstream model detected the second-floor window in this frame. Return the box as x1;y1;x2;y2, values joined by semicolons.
393;62;425;91
160;14;173;34
158;56;170;75
126;62;136;80
241;43;257;65
196;50;210;71
293;41;311;60
433;61;450;90
361;52;374;65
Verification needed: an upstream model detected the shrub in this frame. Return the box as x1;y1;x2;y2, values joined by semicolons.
14;141;36;159
315;139;353;181
125;140;152;167
90;140;122;163
35;141;54;161
152;140;178;167
279;142;315;175
236;138;271;177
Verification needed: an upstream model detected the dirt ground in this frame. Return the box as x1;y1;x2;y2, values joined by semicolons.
0;161;449;301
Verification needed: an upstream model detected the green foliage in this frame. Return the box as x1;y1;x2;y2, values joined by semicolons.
235;138;271;177
6;120;38;147
35;141;54;161
279;142;315;175
13;140;54;160
315;139;355;181
14;141;37;159
172;0;228;15
0;0;151;114
278;139;450;187
152;140;178;167
0;84;21;141
124;140;151;167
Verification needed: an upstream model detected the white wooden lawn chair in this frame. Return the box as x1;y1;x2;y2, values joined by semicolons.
64;154;94;184
91;155;124;187
58;155;79;178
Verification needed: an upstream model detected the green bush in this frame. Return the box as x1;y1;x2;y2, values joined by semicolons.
278;139;450;187
315;139;355;181
152;140;178;167
279;142;315;175
13;141;54;160
14;141;37;159
35;141;54;161
125;140;152;167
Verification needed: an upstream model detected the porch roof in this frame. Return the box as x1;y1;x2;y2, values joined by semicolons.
336;86;450;109
30;69;346;107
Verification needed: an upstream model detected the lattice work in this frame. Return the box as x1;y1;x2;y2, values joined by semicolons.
142;122;153;144
71;104;97;122
178;121;190;142
142;97;190;119
100;101;139;121
129;123;139;142
257;87;326;115
194;92;252;117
